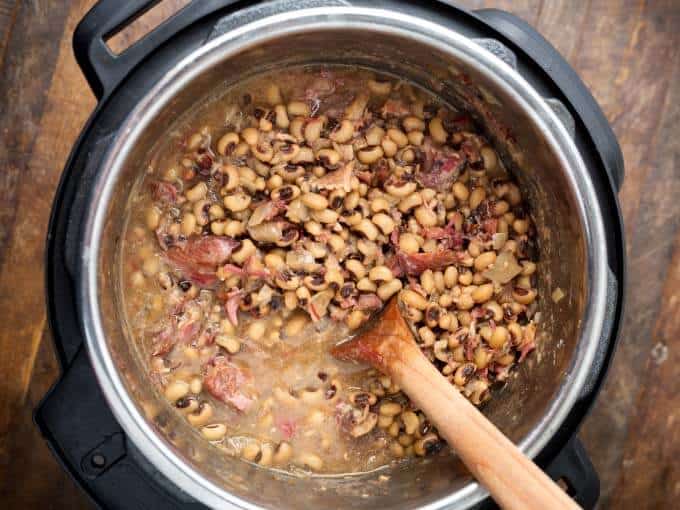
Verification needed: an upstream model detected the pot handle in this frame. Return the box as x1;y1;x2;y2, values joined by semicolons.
472;8;624;191
35;348;205;509
545;437;600;510
73;0;238;99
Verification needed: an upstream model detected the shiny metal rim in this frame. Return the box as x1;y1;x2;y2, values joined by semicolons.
79;7;608;509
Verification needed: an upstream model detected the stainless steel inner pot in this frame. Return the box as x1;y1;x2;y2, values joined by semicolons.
79;5;609;509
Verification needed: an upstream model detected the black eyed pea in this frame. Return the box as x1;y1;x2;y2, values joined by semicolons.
141;256;159;277
357;239;379;258
474;251;497;271
401;289;428;310
401;411;419;435
372;213;395;235
284;312;308;337
304;117;324;143
438;293;454;308
474;347;493;370
398;193;423;213
458;270;473;286
370;197;391;213
402;116;425;132
224;220;245;237
240;126;259;146
381;136;398;157
444;266;459;287
378;414;394;429
296;452;323;471
252;142;273;163
217;132;239;156
300;192;329;211
408;130;425;146
181;212;197;237
365;126;385;146
221;164;240;191
471;283;494;303
428;117;448;144
368;79;392;95
420;270;435;294
488;325;509;349
274;104;290;129
414;205;438;227
353;218;379;241
145;206;161;230
414;433;442;457
327;234;345;254
231;239;256;265
469;187;487;210
289;117;305;141
187;402;213;427
344;92;369;120
512;286;537;305
273;442;293;465
186;182;208;202
418;326;436;346
454;363;476;386
379;401;403;417
485;301;504;322
193;199;210;226
208;203;225;221
303;220;322;237
316;148;340;167
387;128;408;148
398;434;414;447
201;423;227;441
344;190;360;210
452;181;469;202
287;100;310;117
351;413;379;437
258;443;274;466
494;200;510;216
386;180;417;198
398;233;421;255
480;145;498;171
345;259;366;279
224;190;252;213
506;183;522;205
513;218;529;234
357;277;377;292
164;380;189;402
368;265;394;283
357;145;384;165
377;278;403;301
456;292;475;310
242;442;262;462
330;119;354;143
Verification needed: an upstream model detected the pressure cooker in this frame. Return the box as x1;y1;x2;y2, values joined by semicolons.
37;1;626;509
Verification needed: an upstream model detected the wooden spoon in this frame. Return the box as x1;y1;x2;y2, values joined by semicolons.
332;298;580;510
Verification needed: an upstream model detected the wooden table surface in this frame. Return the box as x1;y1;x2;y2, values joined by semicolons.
0;1;677;508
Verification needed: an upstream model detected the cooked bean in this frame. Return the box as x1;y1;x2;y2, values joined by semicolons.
330;120;354;143
201;423;227;441
387;128;408;147
223;192;251;212
297;452;323;471
401;289;428;310
402;116;425;132
287;101;310;117
377;279;402;301
357;146;384;164
216;335;241;354
386;181;417;198
371;213;395;235
474;252;497;271
429;117;448;144
398;193;423;213
369;265;394;282
398;233;420;254
165;380;189;402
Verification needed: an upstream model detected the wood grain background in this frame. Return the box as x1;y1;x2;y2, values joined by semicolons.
0;1;677;508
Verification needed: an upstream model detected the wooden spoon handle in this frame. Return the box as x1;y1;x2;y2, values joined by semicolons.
391;341;580;510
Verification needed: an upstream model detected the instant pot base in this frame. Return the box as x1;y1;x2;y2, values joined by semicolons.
38;2;625;509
